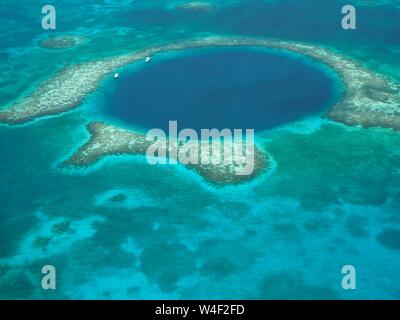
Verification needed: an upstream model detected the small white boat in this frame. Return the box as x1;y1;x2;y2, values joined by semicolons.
145;56;151;63
114;72;119;79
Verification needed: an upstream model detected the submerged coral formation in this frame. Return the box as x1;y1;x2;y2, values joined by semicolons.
39;34;86;49
33;236;51;250
1;214;105;266
109;194;127;203
51;221;72;235
376;228;400;250
175;2;215;13
0;264;10;278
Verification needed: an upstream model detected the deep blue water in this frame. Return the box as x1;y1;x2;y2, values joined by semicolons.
102;47;339;132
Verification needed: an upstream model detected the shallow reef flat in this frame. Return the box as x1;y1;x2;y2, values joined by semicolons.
0;53;146;124
63;122;267;185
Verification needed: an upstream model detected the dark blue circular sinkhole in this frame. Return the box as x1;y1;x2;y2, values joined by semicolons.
101;47;340;132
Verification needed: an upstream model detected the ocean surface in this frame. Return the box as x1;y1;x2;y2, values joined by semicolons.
0;0;400;299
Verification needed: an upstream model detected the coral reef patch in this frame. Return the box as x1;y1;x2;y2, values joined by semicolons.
63;122;268;185
39;34;86;50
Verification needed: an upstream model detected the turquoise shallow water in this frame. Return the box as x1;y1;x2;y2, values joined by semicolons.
0;0;400;299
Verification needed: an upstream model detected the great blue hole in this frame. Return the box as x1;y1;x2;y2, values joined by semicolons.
100;46;341;132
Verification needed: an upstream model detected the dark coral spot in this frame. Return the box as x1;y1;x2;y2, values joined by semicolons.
258;272;339;299
199;257;236;278
109;193;127;203
376;228;400;250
